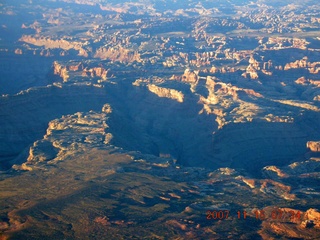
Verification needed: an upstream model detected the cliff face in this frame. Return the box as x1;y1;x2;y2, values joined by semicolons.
263;157;320;179
284;57;308;70
0;85;109;170
242;64;259;79
2;1;320;239
20;106;113;170
307;141;320;152
283;57;320;74
94;46;141;62
4;56;320;175
53;61;69;82
82;67;110;80
181;69;198;83
19;35;88;57
147;84;184;103
53;61;113;83
198;76;264;129
303;209;320;229
27;140;57;163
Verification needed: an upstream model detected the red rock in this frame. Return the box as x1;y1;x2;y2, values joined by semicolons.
307;141;320;152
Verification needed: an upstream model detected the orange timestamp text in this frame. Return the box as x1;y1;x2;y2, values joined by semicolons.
206;209;302;221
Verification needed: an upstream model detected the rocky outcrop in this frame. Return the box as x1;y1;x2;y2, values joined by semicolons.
67;62;84;72
302;209;320;229
181;69;198;83
309;80;320;87
264;158;320;178
53;61;113;82
295;77;320;87
295;76;308;85
199;76;264;128
242;64;259;79
262;166;288;179
2;1;320;239
99;5;129;13
19;35;88;57
94;46;141;62
0;84;109;170
53;61;69;82
264;114;294;123
273;100;320;112
82;67;110;80
27;140;58;163
283;57;320;74
259;179;295;200
249;55;260;69
14;49;23;55
307;141;320;152
204;76;263;100
209;66;218;73
16;105;113;170
284;57;308;70
147;84;184;103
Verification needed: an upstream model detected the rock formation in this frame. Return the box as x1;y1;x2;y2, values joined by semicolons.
94;46;141;62
147;84;184;103
242;64;259;79
82;67;110;80
181;69;199;83
53;61;69;82
17;105;113;170
14;49;23;54
303;209;320;229
2;0;320;239
307;141;320;152
19;35;88;57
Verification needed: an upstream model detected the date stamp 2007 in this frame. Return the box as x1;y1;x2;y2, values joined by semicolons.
206;209;302;221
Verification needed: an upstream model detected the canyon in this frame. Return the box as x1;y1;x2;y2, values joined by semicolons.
0;0;320;239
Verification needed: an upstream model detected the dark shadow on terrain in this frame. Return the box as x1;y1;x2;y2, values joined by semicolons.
212;121;310;178
1;77;318;176
0;85;109;170
105;81;317;178
104;80;218;168
0;53;55;95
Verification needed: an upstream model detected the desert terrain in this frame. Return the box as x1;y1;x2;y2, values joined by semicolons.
0;0;320;239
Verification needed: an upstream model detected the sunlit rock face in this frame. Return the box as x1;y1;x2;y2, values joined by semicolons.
182;69;199;83
15;106;113;171
0;85;109;170
307;141;320;152
147;84;184;103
